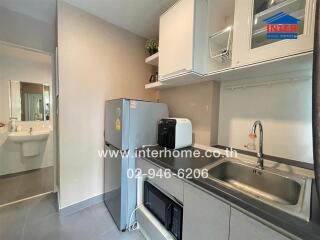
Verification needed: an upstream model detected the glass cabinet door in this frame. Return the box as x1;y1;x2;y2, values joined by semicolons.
251;0;306;49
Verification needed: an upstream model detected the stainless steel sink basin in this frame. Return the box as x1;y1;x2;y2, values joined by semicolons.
203;158;312;221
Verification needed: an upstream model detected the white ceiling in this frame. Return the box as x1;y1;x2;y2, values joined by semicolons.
0;0;176;39
0;0;56;25
63;0;177;39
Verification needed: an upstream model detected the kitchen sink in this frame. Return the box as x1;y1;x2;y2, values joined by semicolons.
203;158;312;221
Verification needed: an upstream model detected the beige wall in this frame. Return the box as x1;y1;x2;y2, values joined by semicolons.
159;81;220;146
57;1;156;209
159;76;313;165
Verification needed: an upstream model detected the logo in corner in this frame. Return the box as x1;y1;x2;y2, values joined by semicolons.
264;12;300;40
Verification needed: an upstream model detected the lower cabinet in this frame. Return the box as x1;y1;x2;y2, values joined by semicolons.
183;183;230;240
229;208;290;240
138;160;292;240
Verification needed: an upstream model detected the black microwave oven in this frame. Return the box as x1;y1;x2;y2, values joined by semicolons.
144;181;183;240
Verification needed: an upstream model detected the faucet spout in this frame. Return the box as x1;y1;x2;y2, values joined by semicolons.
250;120;264;170
9;117;17;132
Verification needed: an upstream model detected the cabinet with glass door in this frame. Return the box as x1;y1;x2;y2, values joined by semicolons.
232;0;316;67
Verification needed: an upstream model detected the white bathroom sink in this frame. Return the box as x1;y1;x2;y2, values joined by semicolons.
8;130;49;142
8;130;50;157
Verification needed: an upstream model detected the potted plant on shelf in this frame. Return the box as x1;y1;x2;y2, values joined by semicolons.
145;39;158;56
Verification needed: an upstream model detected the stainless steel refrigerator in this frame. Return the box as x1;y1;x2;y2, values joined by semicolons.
104;98;168;231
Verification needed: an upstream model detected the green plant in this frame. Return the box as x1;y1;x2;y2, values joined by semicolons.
145;39;158;55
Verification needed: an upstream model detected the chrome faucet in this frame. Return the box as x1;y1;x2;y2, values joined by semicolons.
250;120;264;170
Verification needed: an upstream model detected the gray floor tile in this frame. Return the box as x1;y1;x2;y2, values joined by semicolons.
0;193;144;240
60;208;100;240
25;193;58;225
89;203;118;234
0;167;54;205
96;228;145;240
22;213;63;240
0;197;33;240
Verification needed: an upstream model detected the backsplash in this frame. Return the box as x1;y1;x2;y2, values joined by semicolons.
159;81;220;146
218;77;312;164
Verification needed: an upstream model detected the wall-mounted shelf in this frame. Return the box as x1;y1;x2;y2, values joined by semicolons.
145;81;169;90
144;51;313;90
145;53;159;66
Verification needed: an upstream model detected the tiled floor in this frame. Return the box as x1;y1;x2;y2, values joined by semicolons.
0;193;145;240
0;167;54;205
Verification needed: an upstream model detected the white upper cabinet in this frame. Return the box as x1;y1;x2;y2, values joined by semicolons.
151;0;315;89
232;0;316;67
158;0;207;80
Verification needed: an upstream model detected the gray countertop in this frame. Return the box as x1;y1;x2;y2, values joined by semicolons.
138;146;320;240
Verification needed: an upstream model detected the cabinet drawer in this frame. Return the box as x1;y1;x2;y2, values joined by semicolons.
137;158;184;203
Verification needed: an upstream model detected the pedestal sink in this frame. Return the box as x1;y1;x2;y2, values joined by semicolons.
8;130;50;157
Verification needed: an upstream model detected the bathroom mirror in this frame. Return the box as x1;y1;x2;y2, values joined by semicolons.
9;81;51;121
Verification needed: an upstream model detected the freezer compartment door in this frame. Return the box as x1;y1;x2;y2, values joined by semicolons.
105;99;129;150
129;100;169;149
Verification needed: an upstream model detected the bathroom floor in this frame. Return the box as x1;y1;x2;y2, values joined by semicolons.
0;167;54;206
0;193;145;240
